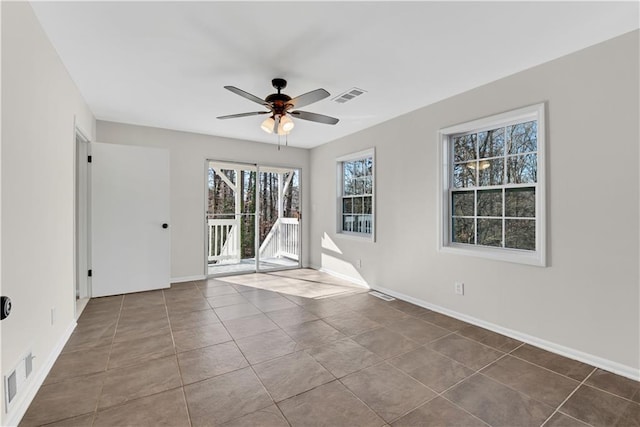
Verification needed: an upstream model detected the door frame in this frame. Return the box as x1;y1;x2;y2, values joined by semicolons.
204;159;302;278
73;126;91;318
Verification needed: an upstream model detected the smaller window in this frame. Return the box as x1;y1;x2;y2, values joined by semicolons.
337;148;375;240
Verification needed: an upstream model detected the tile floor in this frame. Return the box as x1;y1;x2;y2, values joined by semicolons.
20;269;640;427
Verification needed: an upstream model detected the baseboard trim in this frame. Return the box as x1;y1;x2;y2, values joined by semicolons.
373;285;640;382
5;321;77;427
171;274;206;284
309;265;370;289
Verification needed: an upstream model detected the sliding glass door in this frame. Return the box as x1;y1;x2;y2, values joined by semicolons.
206;161;301;276
257;167;301;272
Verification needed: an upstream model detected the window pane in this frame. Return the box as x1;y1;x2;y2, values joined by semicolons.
365;157;373;176
363;196;372;214
477;189;502;217
478;128;505;159
357;214;372;234
478;158;504;186
343;198;352;214
363;176;372;194
354;178;364;195
343;162;354;182
343;215;354;232
452;191;474;217
478;219;502;247
507;121;537;154
507;154;537;184
505;219;535;250
353;197;363;214
453;163;476;188
453;134;477;162
354;160;364;177
505;187;535;217
344;180;354;196
452;218;475;244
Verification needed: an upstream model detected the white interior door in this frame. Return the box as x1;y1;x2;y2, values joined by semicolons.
91;142;170;297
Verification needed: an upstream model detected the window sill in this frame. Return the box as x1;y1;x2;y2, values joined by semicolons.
439;244;546;267
336;231;375;243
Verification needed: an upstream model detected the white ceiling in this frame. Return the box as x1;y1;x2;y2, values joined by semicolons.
31;1;638;149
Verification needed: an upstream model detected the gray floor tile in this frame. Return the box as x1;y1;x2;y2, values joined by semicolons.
168;308;220;331
560;384;637;426
385;317;450;344
223;313;280;340
207;293;250;308
99;355;182;409
392;397;487;427
266;306;319;328
389;346;473;392
481;355;579;407
428;334;503;370
235;329;297;364
444;374;554;426
306;338;382;378
45;345;110;385
352;327;419;359
545;412;591;427
184;367;273;426
20;373;104;427
253;351;334;402
108;331;175;369
94;388;190;427
282;319;346;350
221;405;289;427
323;311;382;336
173;323;232;352
214;302;262;321
178;341;248;384
279;380;384;427
511;344;594;381
586;368;640;401
341;362;436;423
457;324;522;352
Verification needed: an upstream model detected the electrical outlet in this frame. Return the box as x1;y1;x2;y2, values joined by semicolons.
50;307;56;325
455;282;464;295
356;259;362;268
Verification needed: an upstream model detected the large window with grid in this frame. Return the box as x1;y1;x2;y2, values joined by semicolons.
439;104;546;266
337;149;375;239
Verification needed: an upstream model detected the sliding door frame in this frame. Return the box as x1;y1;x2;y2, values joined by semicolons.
204;159;302;278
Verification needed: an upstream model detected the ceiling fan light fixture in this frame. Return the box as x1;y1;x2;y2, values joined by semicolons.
261;115;294;135
261;117;275;134
280;115;294;132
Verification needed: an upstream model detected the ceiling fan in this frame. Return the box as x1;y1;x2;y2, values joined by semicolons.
217;78;339;135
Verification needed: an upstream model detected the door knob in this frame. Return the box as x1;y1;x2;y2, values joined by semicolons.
162;223;169;229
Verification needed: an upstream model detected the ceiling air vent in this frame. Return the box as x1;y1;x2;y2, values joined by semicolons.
333;87;367;104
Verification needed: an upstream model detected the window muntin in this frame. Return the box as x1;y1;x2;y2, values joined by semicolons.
338;150;374;238
440;104;545;266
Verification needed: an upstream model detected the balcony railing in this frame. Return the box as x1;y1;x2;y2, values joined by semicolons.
208;217;299;264
207;218;240;263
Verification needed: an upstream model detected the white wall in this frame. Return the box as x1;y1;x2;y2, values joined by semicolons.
1;2;95;424
310;31;640;376
96;122;310;280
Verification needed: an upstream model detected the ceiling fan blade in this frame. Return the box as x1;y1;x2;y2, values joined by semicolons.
273;115;280;134
217;111;269;120
224;86;269;106
290;110;339;125
289;89;330;109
